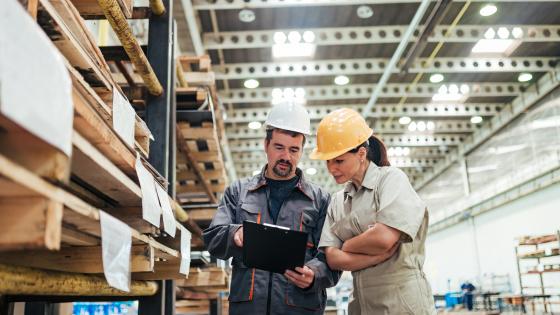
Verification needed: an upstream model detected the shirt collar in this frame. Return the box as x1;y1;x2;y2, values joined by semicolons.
343;162;381;198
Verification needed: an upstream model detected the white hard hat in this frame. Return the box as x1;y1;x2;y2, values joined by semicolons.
265;101;311;135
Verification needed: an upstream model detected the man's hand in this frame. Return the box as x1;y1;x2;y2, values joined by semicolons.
233;227;243;247
284;266;315;289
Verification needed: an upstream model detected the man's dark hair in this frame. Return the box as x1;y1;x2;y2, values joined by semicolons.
265;128;306;148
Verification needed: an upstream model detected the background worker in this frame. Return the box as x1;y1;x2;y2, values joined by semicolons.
203;103;341;315
310;108;436;315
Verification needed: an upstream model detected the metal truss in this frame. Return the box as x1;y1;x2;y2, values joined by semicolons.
226;119;474;140
203;25;560;50
229;133;466;152
225;103;503;123
220;83;521;104
415;64;560;190
216;57;558;80
194;0;560;10
234;157;438;170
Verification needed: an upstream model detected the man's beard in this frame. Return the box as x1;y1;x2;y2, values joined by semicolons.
272;159;293;177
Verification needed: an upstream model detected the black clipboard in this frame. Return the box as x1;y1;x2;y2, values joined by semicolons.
242;220;308;274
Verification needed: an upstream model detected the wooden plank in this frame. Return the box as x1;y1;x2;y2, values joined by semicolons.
61;225;100;246
176;268;228;288
0;198;63;251
177;151;222;163
179;127;215;140
71;131;142;206
183;72;215;86
188;209;216;222
177;169;224;181
132;259;186;281
176;182;225;194
0;115;70;183
69;0;132;18
0;245;153;274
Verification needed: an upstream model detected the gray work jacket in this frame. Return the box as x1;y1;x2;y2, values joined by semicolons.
203;166;340;315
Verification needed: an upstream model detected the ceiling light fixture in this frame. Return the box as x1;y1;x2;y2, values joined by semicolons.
306;168;317;176
430;73;444;83
408;122;417;132
288;31;302;44
479;4;497;17
238;9;256;23
497;27;510;39
334;75;350;86
244;79;259;89
471;116;483;124
357;5;374;19
248;121;262;130
273;32;287;44
399;116;411;125
518;73;533;82
426;121;435;131
302;31;315;43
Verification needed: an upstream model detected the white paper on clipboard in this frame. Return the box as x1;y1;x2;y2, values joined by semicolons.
100;211;132;292
155;184;177;237
179;226;192;276
112;89;136;148
135;156;162;227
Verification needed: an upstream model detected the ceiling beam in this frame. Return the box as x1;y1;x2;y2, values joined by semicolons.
234;157;439;169
224;103;503;123
215;57;557;80
194;0;560;10
220;83;522;104
229;133;467;153
226;120;475;140
203;25;560;50
415;64;560;190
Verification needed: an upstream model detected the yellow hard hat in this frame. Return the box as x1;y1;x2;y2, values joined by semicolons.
309;108;373;160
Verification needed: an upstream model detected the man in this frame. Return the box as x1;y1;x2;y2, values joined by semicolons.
203;102;340;315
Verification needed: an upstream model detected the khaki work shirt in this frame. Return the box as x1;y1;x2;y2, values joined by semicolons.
319;163;435;315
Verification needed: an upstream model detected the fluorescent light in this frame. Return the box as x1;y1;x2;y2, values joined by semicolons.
448;84;459;94
430;73;444;83
529;117;560;130
480;4;497;17
399;116;411;125
283;88;295;98
334;75;350;86
288;31;301;43
302;31;315;43
238;9;255;23
252;170;261;176
518;73;533;82
417;121;426;132
357;5;374;19
438;85;448;94
273;32;287;44
306;168;317;176
244;79;259;89
402;147;410;156
395;147;403;156
460;84;470;94
470;116;483;124
471;39;515;54
497;27;510;39
248;121;262;130
484;28;496;39
512;27;523;39
388;147;395;156
408;122;417;132
271;88;283;99
295;88;306;98
272;43;316;58
427;121;435;131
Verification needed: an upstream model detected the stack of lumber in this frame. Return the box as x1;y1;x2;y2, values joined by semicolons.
0;0;190;297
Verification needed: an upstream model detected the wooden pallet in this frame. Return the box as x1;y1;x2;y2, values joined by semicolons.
176;267;229;292
176;121;228;204
0;152;180;274
70;0;133;19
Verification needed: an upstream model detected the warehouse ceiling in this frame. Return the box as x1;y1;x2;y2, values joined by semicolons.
175;0;560;193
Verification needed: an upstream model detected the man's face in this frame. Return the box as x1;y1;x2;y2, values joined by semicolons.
264;130;304;179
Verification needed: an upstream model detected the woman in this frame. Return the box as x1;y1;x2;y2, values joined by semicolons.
310;108;435;315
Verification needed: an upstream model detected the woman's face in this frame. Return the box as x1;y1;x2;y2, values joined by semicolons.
326;149;364;184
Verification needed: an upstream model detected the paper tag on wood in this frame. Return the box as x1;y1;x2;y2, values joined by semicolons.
135;156;162;227
0;0;73;156
112;89;136;148
179;226;192;276
155;183;177;237
100;211;132;292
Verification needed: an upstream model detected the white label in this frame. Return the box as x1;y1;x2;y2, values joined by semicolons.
135;156;162;227
100;211;132;292
155;183;177;238
112;89;136;148
179;226;192;276
0;0;73;156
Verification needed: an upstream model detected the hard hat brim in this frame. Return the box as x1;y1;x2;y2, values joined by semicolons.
309;146;356;161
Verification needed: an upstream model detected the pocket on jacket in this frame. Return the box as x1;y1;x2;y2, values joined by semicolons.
228;266;254;303
285;283;324;311
238;202;261;222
